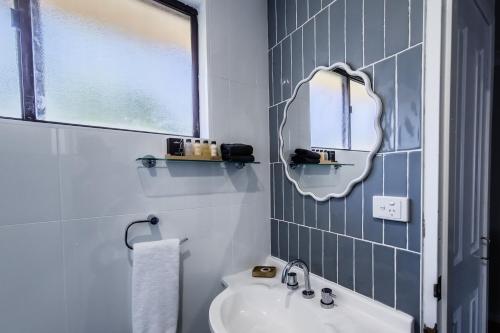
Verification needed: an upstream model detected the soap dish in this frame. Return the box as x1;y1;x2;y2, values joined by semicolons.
252;266;277;278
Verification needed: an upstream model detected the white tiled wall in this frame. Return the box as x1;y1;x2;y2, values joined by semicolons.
0;1;269;332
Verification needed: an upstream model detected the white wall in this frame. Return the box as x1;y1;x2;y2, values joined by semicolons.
0;1;269;332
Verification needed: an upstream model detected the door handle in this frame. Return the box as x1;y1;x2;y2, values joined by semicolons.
480;236;491;244
474;236;490;261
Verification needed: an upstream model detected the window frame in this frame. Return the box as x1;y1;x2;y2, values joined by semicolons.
7;0;200;137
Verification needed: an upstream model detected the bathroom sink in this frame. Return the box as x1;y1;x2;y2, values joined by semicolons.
209;257;414;333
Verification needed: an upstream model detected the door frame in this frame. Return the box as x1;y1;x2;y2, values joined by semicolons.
422;0;449;330
431;0;495;331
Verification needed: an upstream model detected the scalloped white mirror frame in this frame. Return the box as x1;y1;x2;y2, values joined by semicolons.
279;62;383;201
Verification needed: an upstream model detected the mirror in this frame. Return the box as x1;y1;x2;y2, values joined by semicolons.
279;63;382;200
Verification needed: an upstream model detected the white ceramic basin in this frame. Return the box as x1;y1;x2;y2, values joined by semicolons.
209;257;414;333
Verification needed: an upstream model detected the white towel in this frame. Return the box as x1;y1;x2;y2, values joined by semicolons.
132;239;180;333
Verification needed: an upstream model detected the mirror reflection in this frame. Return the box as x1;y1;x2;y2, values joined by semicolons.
280;65;382;200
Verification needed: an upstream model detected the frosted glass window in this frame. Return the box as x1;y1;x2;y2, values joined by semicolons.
33;0;197;135
309;71;347;149
350;80;377;151
0;0;21;118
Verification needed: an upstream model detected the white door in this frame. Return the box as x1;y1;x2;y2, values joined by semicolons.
446;0;494;332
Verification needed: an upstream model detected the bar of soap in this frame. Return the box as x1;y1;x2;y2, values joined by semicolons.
252;266;277;278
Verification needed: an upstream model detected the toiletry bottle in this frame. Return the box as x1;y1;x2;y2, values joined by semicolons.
194;139;202;156
210;141;218;159
330;151;336;162
202;140;210;158
184;139;193;156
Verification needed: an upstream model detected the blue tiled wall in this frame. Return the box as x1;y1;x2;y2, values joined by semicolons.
268;0;423;331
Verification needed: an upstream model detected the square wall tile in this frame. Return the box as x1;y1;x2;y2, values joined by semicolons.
303;19;316;77
396;250;421;332
297;0;309;26
291;28;304;89
272;46;282;104
274;163;284;220
284;178;294;221
276;0;286;41
330;198;345;233
299;225;311;267
269;106;278;162
355;240;373;298
282;36;292;100
323;232;337;282
63;217;134;333
309;0;322;18
322;0;334;7
410;0;423;45
346;184;362;238
374;244;395;307
364;0;384;65
363;156;383;242
0;122;60;226
268;51;274;104
0;222;65;333
289;223;299;259
363;65;374;89
286;0;297;34
317;200;330;231
271;219;279;257
279;221;289;261
315;8;329;67
338;235;354;289
345;0;363;69
374;57;396;152
329;0;345;64
311;229;323;276
268;0;277;47
270;166;275;218
385;0;409;56
384;153;408;248
304;195;317;227
384;153;407;196
397;45;422;150
293;186;305;224
408;151;422;252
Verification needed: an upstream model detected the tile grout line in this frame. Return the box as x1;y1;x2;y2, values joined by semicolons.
362;177;365;240
406;152;410;250
362;0;365;67
328;0;331;65
279;220;421;255
353;239;356;291
280;42;283;106
394;248;397;309
343;0;347;62
56;129;70;333
336;233;339;283
382;154;386;244
371;243;375;299
383;0;386;57
395;53;399;151
408;0;412;48
321;229;325;276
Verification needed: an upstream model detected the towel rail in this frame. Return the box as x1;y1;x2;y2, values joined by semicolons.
125;215;188;250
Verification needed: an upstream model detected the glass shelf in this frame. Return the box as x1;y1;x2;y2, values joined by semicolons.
289;161;354;170
136;155;260;169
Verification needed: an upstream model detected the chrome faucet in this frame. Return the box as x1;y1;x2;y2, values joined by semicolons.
281;259;315;299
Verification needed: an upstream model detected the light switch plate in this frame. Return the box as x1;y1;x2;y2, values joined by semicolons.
372;196;410;222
